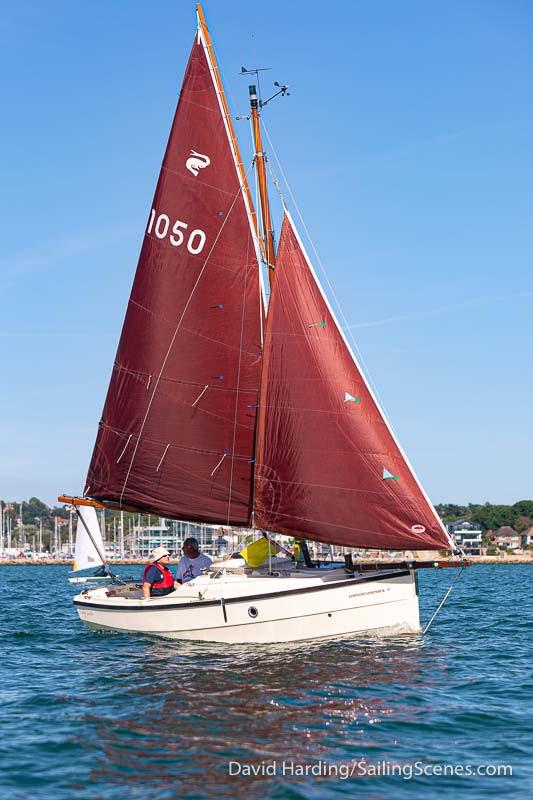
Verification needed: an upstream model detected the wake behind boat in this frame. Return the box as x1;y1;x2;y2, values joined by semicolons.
61;4;468;643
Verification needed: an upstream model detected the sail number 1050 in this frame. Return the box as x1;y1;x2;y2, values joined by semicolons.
147;209;207;255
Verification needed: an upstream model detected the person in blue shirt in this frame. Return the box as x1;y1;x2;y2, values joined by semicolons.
142;547;180;598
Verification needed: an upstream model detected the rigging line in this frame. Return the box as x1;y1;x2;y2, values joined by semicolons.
226;233;251;526
261;119;387;412
118;161;256;506
197;527;262;599
257;504;440;540
423;564;466;634
262;122;453;549
263;159;361;480
251;116;270;315
261;164;399;521
73;505;114;577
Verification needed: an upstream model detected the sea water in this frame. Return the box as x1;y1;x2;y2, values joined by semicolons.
1;563;531;799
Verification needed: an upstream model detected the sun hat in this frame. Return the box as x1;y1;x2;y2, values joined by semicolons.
152;546;170;562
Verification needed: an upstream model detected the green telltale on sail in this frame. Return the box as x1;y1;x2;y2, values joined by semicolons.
382;468;399;481
344;392;361;404
308;320;326;328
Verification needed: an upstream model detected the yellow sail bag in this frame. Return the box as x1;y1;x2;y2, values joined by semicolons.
240;537;277;567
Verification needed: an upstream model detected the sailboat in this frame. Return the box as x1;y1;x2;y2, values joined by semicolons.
67;506;109;584
60;5;468;643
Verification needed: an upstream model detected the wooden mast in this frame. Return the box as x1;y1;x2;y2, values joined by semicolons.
249;84;276;281
195;4;266;262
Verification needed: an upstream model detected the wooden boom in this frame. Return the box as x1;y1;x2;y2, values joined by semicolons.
58;495;139;514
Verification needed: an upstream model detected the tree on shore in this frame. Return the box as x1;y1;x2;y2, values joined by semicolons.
435;500;533;533
21;497;52;526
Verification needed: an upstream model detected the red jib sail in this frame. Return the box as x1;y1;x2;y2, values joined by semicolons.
85;29;262;525
254;211;452;550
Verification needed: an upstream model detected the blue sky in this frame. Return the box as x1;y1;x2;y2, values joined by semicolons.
1;0;532;507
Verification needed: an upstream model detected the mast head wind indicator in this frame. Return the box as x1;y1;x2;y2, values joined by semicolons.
240;66;289;108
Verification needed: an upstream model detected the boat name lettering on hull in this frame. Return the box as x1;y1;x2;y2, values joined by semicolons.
348;587;389;599
147;208;207;255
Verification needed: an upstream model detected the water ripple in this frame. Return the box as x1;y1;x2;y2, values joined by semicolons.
1;563;531;798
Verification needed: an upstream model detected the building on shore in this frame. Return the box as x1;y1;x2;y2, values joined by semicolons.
521;527;533;549
448;520;482;555
493;526;521;553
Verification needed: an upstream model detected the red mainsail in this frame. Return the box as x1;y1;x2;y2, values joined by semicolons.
85;31;262;525
254;211;451;550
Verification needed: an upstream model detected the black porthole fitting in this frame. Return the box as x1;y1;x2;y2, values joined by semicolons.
248;606;259;618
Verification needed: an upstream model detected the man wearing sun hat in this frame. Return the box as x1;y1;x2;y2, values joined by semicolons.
142;546;180;599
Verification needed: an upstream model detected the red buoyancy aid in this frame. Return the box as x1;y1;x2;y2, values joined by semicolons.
142;562;174;590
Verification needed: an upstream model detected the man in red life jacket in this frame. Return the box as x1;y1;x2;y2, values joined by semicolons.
142;547;180;599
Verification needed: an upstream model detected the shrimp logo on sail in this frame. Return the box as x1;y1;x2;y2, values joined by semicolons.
186;150;211;176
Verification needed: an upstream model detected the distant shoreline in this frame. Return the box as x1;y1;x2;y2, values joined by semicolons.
1;556;531;566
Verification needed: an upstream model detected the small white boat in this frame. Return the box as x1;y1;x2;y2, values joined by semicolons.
68;574;110;585
67;506;133;584
62;5;466;643
67;506;108;584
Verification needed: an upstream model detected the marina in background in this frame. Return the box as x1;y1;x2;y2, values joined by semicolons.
1;497;532;563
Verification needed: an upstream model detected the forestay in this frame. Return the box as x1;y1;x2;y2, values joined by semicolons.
72;506;105;572
254;211;452;550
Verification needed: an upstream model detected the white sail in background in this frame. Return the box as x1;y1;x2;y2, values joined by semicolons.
72;507;104;572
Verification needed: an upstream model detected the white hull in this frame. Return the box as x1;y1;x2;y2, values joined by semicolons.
74;566;420;644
